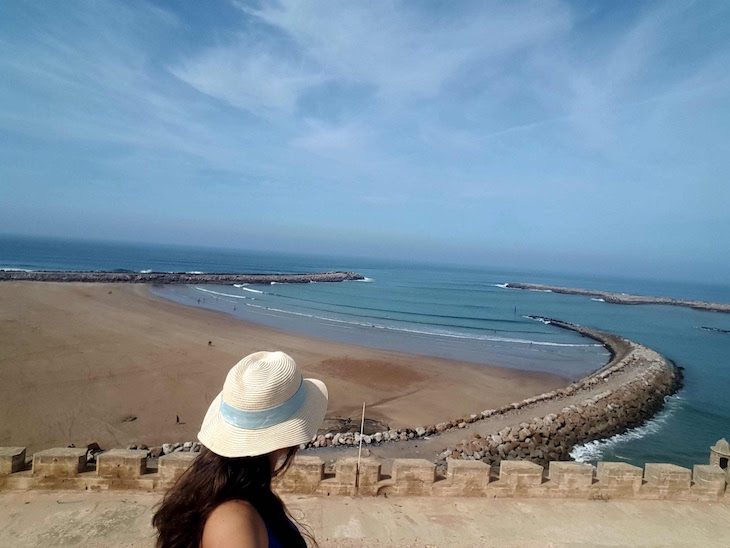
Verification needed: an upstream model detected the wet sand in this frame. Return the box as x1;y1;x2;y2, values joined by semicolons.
0;282;567;453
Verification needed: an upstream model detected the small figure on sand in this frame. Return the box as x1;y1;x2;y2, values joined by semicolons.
176;415;180;425
208;340;213;347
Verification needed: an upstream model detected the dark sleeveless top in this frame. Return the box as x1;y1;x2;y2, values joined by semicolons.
265;517;300;547
265;523;284;548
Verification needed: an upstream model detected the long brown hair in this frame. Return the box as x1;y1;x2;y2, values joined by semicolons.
152;447;312;547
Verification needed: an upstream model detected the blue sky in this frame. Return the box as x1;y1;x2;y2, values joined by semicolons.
1;1;729;281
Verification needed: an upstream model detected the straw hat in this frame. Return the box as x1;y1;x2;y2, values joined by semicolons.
198;351;328;458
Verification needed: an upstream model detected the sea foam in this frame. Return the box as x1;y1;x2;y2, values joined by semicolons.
197;289;599;347
570;395;681;463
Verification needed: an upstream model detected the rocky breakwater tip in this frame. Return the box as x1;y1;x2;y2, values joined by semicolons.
0;271;365;284
504;282;730;314
444;319;683;467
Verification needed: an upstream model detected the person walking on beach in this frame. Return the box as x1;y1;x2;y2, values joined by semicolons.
153;351;328;548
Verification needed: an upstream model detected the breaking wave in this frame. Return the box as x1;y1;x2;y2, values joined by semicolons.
570;395;681;463
194;287;598;347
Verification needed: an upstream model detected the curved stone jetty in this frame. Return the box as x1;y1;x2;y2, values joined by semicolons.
0;271;364;284
504;282;730;313
302;319;683;469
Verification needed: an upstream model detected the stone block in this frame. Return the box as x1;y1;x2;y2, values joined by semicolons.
158;452;197;482
597;462;642;490
499;460;543;488
549;461;594;489
32;448;87;477
693;465;726;494
97;449;148;479
275;456;323;494
0;447;26;476
447;459;490;495
392;459;436;495
334;458;381;495
644;463;691;490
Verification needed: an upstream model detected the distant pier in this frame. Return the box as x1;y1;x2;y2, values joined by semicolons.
505;282;730;314
0;271;365;284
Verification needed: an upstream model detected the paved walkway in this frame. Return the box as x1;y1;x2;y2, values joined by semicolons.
1;490;727;547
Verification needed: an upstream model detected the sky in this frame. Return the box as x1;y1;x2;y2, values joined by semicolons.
1;1;729;282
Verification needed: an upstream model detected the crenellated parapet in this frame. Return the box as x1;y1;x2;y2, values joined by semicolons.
1;445;727;501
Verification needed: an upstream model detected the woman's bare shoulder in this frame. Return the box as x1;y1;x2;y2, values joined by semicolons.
201;500;268;548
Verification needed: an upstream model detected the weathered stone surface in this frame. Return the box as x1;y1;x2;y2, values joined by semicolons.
499;461;543;488
692;464;727;495
32;448;87;477
274;456;324;494
392;459;436;495
97;449;148;479
158;452;197;482
0;447;26;476
644;463;691;490
332;458;381;496
549;461;594;489
597;462;643;491
446;459;490;494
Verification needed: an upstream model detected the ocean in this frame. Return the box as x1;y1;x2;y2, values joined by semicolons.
2;234;728;468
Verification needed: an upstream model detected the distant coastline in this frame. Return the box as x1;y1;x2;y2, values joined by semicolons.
505;282;730;314
0;270;364;284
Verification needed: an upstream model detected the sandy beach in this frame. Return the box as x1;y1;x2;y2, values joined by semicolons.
0;282;567;453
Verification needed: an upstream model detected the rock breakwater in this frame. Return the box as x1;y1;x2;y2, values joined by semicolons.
301;320;683;468
444;319;683;466
505;282;730;313
0;271;364;284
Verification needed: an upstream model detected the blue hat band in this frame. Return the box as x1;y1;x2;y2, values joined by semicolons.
219;380;306;430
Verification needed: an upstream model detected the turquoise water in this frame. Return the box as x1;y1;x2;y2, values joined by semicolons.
2;235;728;467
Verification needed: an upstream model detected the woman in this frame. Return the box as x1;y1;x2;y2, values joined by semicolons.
153;351;328;547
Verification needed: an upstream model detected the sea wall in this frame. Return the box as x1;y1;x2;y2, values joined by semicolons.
444;322;683;466
505;282;730;313
0;271;364;284
301;320;683;464
0;447;726;502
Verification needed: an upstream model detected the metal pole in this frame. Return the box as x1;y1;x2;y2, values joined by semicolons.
355;402;366;494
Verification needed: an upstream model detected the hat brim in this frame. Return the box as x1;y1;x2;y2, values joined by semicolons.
198;378;328;458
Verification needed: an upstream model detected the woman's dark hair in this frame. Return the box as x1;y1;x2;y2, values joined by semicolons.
152;447;313;547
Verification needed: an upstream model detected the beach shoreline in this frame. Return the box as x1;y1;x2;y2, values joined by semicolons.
0;282;570;453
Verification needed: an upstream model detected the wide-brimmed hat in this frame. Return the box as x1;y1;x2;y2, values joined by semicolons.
198;351;328;458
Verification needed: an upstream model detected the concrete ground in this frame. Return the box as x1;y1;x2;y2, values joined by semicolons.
0;491;728;547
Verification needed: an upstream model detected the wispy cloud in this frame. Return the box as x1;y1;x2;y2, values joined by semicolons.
1;0;729;276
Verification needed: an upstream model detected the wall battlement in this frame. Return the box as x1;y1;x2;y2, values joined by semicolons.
1;445;727;501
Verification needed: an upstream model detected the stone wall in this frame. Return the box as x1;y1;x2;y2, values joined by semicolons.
303;321;683;463
0;447;726;502
444;339;682;466
0;271;364;284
